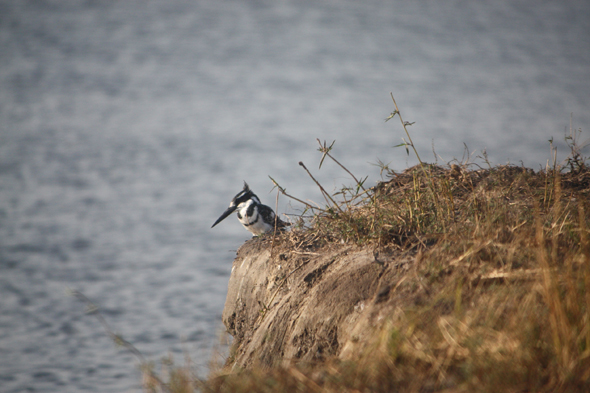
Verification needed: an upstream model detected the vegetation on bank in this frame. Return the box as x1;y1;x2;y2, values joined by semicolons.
150;163;590;392
85;96;590;392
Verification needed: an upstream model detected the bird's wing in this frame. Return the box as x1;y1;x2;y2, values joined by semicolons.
258;204;290;228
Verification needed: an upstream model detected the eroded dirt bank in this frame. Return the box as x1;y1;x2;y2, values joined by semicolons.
208;165;590;392
222;239;416;369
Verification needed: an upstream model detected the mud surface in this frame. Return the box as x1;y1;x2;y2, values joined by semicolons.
222;239;415;369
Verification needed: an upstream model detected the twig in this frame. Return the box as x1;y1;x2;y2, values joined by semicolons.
389;93;423;166
299;161;344;214
270;188;281;257
269;176;327;213
317;139;366;191
388;93;442;216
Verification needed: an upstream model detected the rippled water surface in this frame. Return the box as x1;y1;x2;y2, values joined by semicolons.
1;1;589;392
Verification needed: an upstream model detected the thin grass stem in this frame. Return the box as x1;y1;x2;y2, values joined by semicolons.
298;161;344;214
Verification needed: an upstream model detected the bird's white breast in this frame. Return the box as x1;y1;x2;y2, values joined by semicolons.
237;200;273;235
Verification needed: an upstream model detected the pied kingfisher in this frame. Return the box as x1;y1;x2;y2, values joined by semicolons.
211;182;289;235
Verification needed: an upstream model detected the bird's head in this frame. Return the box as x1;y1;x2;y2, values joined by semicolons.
211;182;258;228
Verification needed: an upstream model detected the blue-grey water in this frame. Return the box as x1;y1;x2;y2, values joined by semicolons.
1;1;589;392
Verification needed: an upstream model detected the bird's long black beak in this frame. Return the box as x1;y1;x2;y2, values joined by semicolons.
211;205;237;228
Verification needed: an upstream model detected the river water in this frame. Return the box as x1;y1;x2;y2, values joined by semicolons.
1;1;588;392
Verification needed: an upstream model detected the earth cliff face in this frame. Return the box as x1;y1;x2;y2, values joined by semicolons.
222;238;415;369
210;165;590;392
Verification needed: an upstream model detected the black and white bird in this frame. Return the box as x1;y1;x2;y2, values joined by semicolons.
211;182;289;235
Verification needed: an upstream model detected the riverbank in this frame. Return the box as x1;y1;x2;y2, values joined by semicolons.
146;162;590;392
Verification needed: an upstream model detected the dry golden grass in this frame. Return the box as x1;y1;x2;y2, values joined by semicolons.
141;97;590;392
144;161;590;393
